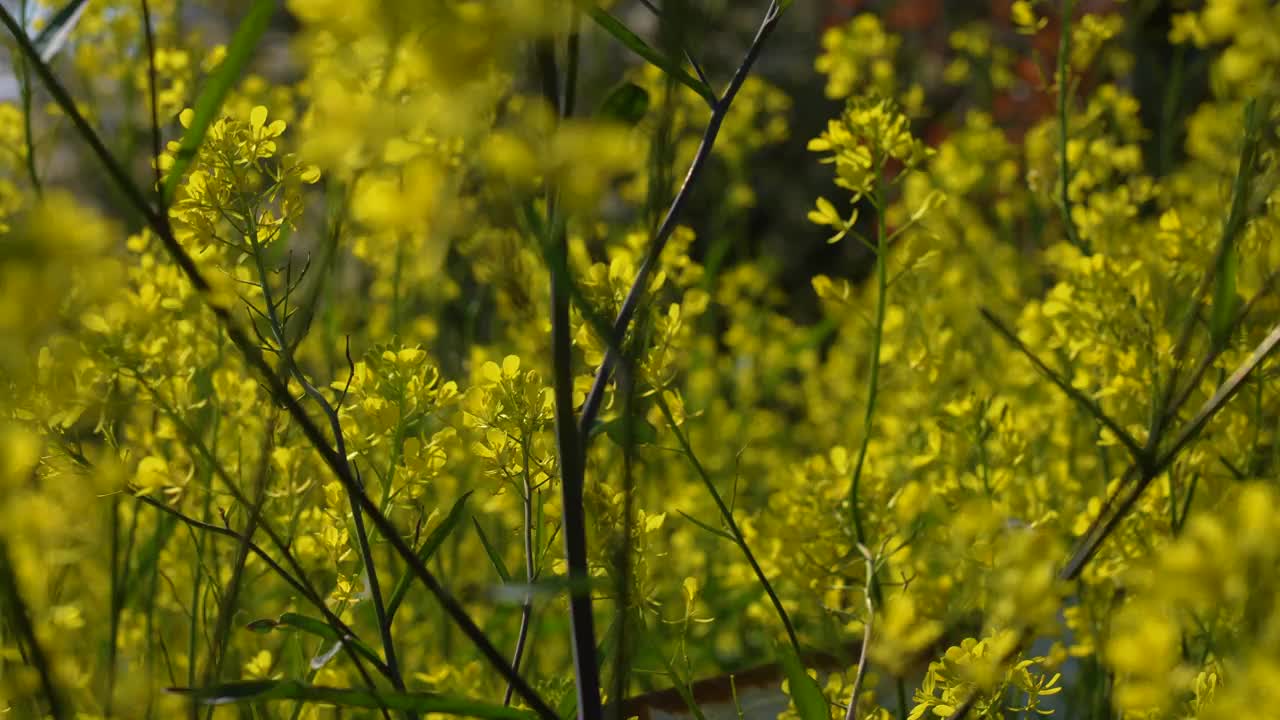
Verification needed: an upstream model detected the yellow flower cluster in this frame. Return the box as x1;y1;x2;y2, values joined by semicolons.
4;3;1280;720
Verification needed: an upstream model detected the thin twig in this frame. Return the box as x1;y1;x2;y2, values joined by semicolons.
140;0;165;211
1056;0;1085;253
844;544;875;720
609;356;638;720
245;217;406;701
202;417;276;705
503;440;537;707
653;391;801;655
980;308;1148;465
578;0;783;441
1160;268;1280;432
537;29;606;720
0;539;69;720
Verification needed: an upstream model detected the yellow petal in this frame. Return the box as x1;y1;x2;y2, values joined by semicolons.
502;355;520;377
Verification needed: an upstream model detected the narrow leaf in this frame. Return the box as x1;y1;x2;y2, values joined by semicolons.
243;612;383;670
596;82;650;126
168;680;538;720
777;644;828;720
123;511;177;607
472;518;512;583
161;0;274;204
581;3;716;106
1209;242;1240;349
488;575;601;606
1209;98;1261;350
385;490;473;621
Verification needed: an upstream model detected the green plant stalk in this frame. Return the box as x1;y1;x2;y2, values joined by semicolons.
0;540;69;720
105;493;141;716
843;546;876;720
143;515;166;720
1056;0;1085;253
1157;46;1186;177
653;393;800;655
392;232;405;338
245;226;407;703
844;176;908;720
201;428;274;720
503;440;537;707
608;357;638;720
140;0;165;210
1149;99;1262;445
848;176;886;558
187;468;209;720
532;24;612;720
106;492;122;714
578;1;784;440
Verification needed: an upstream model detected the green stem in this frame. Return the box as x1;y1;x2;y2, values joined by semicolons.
848;175;886;584
844;174;909;720
246;231;407;705
0;540;68;720
1057;0;1086;253
653;393;801;656
503;440;537;706
537;32;605;720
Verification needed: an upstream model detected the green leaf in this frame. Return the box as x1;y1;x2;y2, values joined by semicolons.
385;490;473;622
596;82;650;126
1210;241;1240;350
488;575;602;606
471;519;512;583
580;4;716;107
168;679;538;720
123;511;177;607
777;644;828;720
31;0;88;62
1209;98;1262;351
245;618;276;634
243;612;383;670
160;0;274;205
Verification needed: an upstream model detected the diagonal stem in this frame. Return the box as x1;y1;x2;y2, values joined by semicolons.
245;224;405;700
0;539;69;720
653;392;800;655
577;1;783;442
